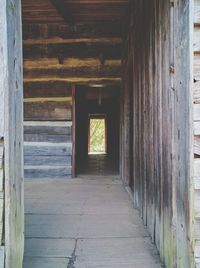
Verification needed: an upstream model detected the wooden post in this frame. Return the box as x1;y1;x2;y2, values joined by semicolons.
0;0;24;268
72;85;76;177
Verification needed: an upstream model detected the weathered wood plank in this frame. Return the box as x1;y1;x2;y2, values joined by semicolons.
194;0;200;25
23;37;122;46
194;81;200;103
24;124;72;136
24;134;72;143
24;165;72;178
24;63;121;79
24;82;72;99
194;122;200;135
22;2;128;24
23;40;122;60
24;121;72;127
194;159;200;178
1;0;24;267
24;155;71;166
24;102;72;121
22;22;124;40
23;77;121;86
0;7;6;138
195;136;200;155
0;195;4;244
194;54;200;81
194;104;200;121
121;0;193;267
0;145;3;170
24;97;72;103
194;26;200;52
0;247;4;268
24;142;72;156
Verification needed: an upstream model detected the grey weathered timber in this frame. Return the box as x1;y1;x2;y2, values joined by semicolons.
0;247;4;268
24;121;73;179
194;0;200;266
24;155;71;166
23;176;162;268
24;121;72;135
24;133;72;143
121;1;194;268
24;142;72;156
1;0;24;267
0;144;4;248
24;166;72;179
0;4;6;139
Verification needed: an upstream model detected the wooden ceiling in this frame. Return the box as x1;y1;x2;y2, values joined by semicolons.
22;0;128;92
22;0;129;24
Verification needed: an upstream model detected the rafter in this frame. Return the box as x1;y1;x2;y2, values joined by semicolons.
49;0;74;25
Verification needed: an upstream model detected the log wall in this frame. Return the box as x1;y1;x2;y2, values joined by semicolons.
24;121;72;179
23;80;73;179
121;1;194;267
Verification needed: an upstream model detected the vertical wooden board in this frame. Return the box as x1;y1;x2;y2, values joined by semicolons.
0;247;5;268
0;1;7;139
174;0;193;267
2;0;24;267
0;194;4;245
72;85;76;177
122;0;193;267
194;0;200;24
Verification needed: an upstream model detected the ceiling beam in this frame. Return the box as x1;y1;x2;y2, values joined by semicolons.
49;0;74;25
22;22;124;40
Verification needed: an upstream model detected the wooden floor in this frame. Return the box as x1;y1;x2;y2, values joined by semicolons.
23;176;163;268
78;154;119;175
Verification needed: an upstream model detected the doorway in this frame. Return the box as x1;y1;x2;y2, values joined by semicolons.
75;86;120;176
88;115;107;155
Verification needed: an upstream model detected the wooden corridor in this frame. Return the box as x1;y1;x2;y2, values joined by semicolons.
23;176;163;268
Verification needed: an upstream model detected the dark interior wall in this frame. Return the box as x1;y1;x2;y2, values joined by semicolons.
76;87;120;173
121;1;193;268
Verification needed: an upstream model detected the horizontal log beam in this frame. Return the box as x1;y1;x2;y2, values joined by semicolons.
24;82;71;98
23;40;122;60
195;135;200;156
24;97;72;103
194;81;200;104
23;77;121;86
22;22;124;40
23;37;122;45
24;102;72;121
23;81;119;99
24;58;121;68
23;60;121;79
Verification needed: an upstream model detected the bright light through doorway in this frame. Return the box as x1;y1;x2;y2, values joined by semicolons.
89;117;106;155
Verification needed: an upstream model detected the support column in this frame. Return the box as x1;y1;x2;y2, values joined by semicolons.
0;0;24;267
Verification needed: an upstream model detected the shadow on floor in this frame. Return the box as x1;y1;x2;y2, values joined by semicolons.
77;154;119;176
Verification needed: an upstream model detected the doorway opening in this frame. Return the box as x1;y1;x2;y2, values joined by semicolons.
75;86;120;176
88;115;107;155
